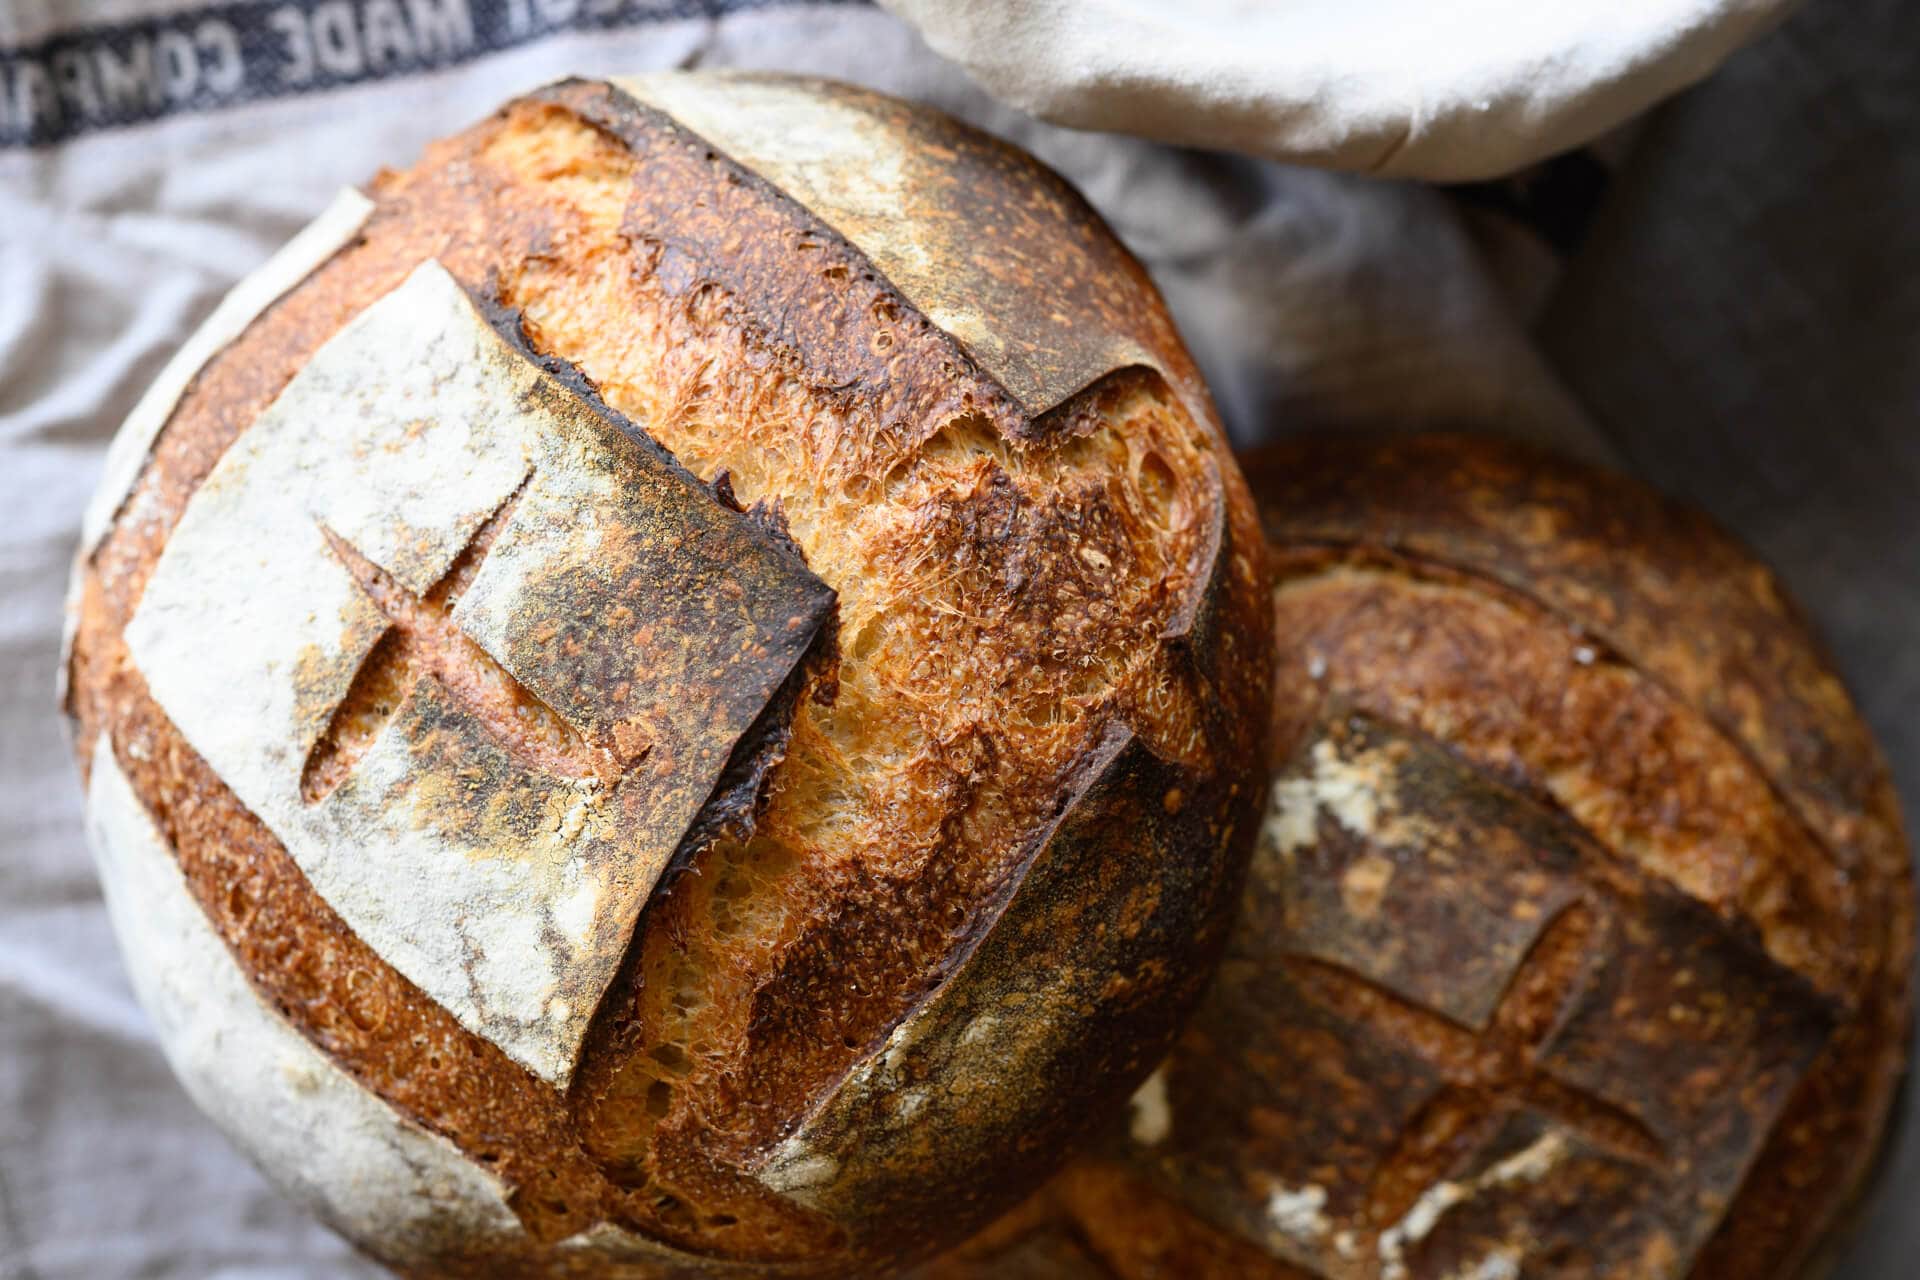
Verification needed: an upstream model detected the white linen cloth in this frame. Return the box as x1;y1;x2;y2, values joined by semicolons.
2;1;1916;1276
877;0;1796;179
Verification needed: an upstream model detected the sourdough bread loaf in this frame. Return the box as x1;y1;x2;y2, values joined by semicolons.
63;72;1271;1277
931;433;1913;1280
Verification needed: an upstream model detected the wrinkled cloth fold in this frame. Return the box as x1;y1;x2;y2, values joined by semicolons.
878;0;1795;179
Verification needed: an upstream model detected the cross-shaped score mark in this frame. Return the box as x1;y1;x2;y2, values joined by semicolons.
1284;900;1666;1230
300;479;628;805
123;259;840;1086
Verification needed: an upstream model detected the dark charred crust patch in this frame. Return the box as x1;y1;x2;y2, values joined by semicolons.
660;613;838;895
534;79;1028;455
744;718;1261;1266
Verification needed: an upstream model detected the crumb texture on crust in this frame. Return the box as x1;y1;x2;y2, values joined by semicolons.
976;435;1910;1280
66;74;1267;1273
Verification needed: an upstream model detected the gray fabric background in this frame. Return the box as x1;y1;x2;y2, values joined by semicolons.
1544;6;1920;1269
1;1;1914;1275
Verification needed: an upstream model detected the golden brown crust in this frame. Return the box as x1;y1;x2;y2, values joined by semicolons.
68;75;1268;1274
935;433;1910;1280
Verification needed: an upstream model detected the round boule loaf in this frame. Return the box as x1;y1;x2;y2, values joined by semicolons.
930;433;1913;1280
62;73;1271;1277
